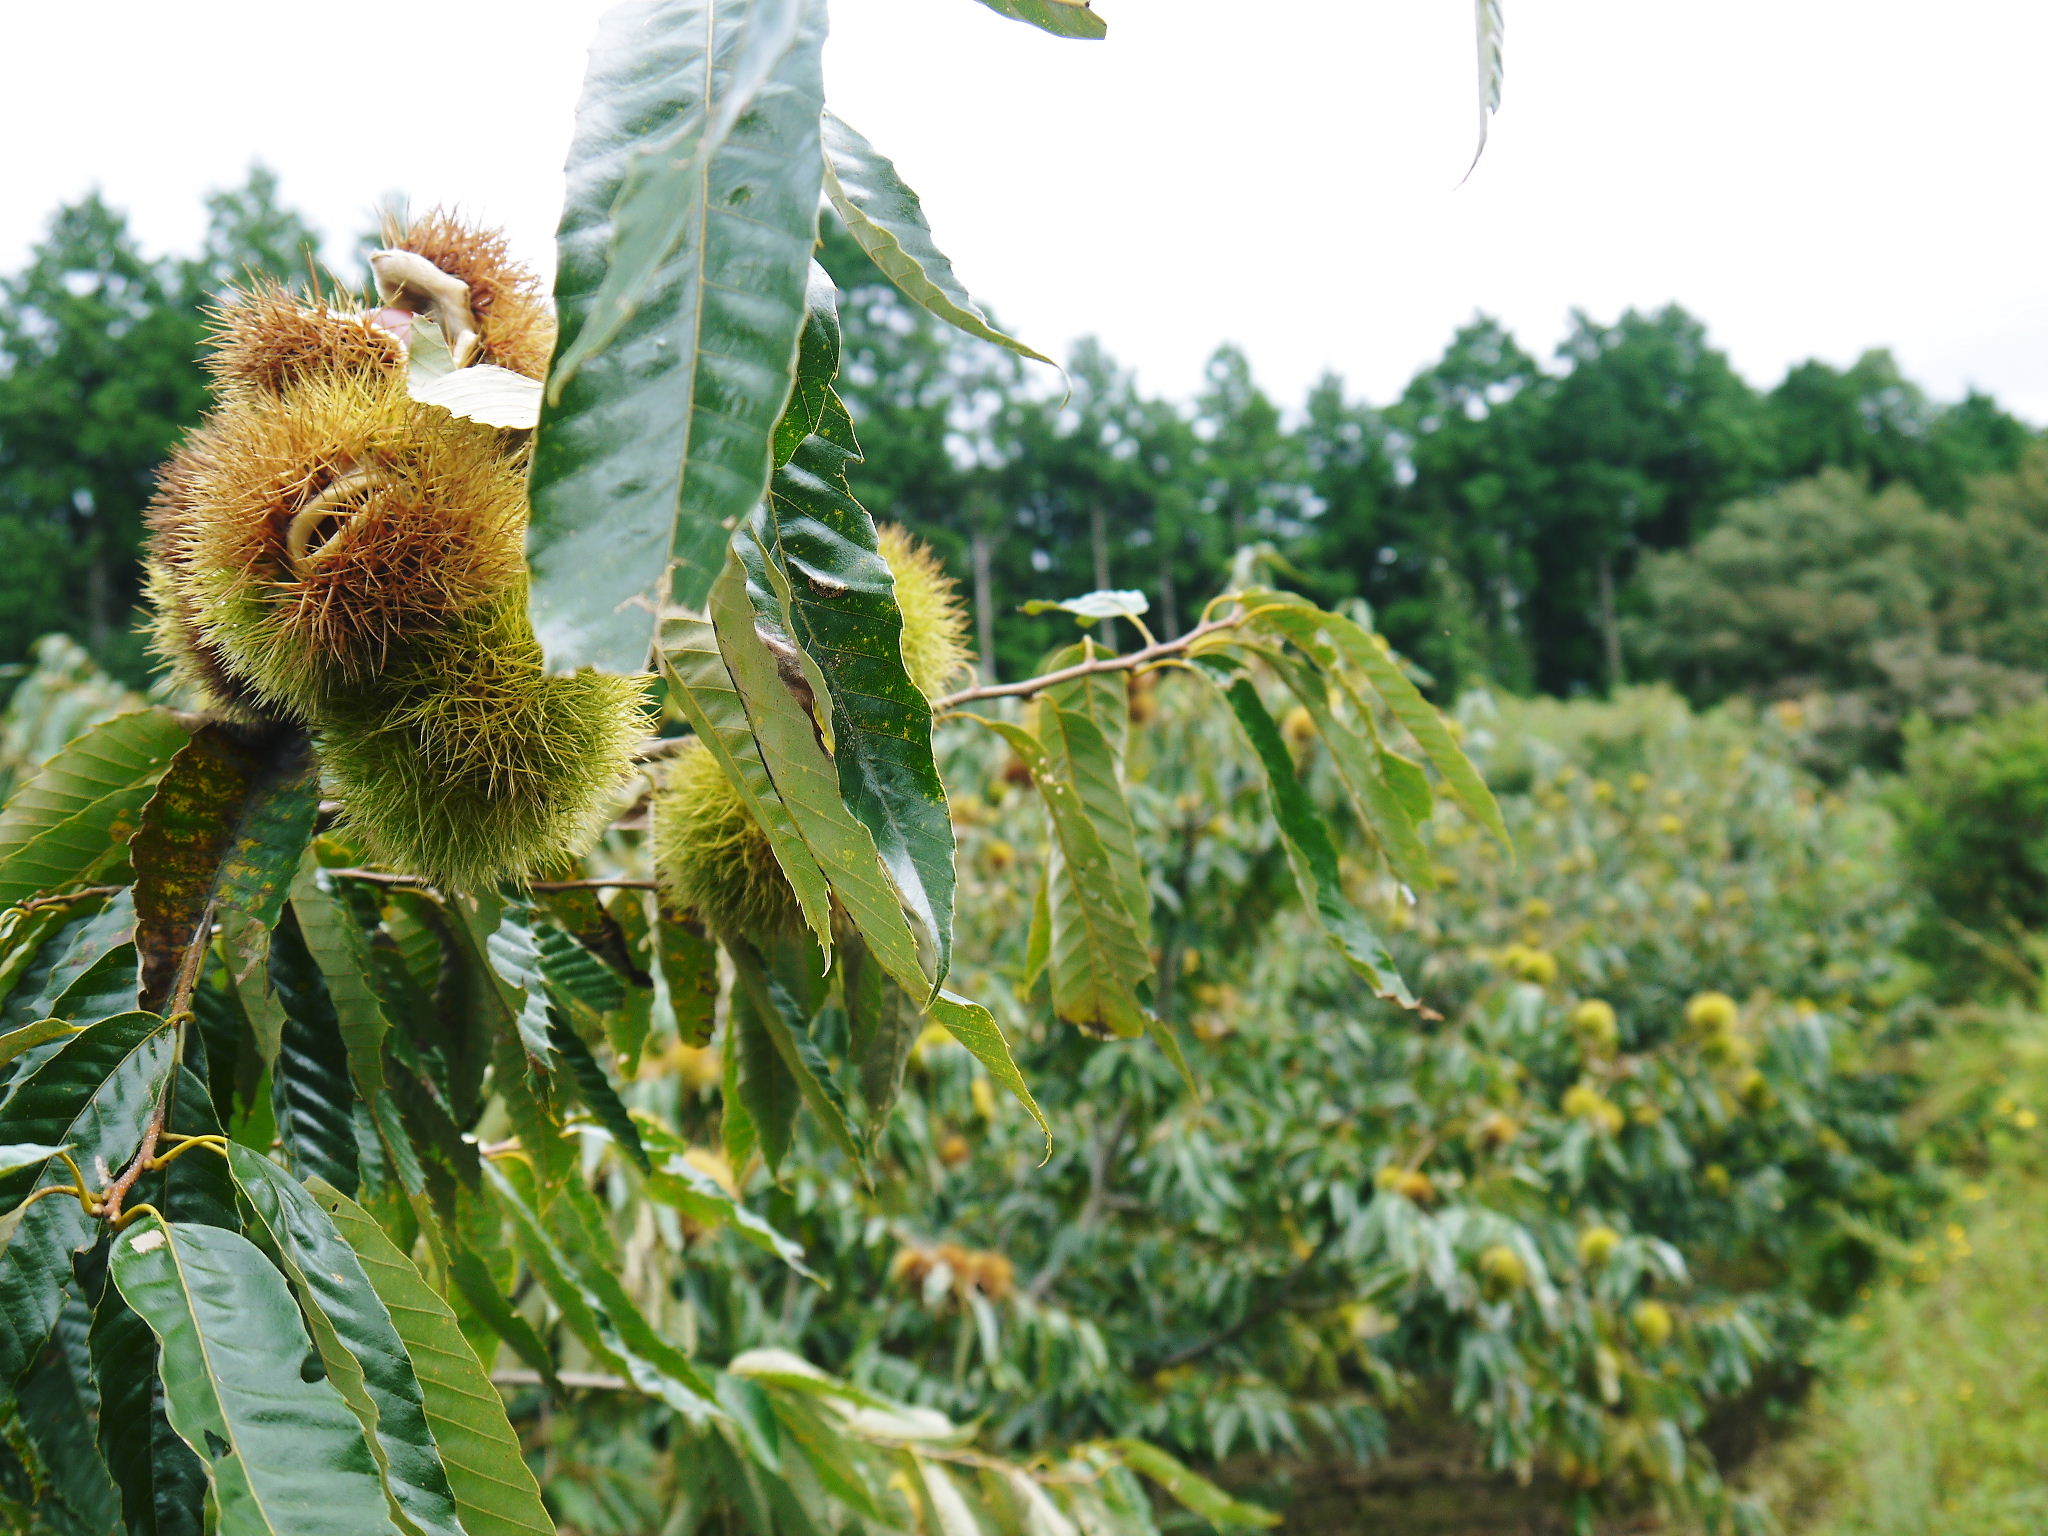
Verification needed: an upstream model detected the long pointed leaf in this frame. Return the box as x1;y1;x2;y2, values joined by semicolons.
232;1150;465;1536
822;115;1051;361
308;1182;557;1536
529;0;830;673
109;1218;404;1536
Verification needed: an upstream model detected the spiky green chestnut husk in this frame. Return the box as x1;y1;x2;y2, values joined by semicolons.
876;523;973;701
652;741;800;941
157;370;529;718
318;603;647;889
653;529;972;936
144;212;645;889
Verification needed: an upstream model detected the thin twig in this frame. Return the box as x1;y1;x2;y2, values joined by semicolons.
323;868;658;894
934;618;1235;711
16;885;123;913
103;906;218;1222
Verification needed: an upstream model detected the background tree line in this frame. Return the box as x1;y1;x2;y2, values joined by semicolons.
2;170;2041;741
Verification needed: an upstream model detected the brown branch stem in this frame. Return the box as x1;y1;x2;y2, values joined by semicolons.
934;617;1235;712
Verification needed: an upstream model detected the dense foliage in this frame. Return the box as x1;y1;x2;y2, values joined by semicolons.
1892;700;2048;995
613;685;1935;1531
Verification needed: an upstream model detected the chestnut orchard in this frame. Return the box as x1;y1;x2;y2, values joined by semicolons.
0;3;1534;1534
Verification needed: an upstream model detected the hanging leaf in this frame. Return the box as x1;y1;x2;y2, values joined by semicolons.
1199;663;1413;1006
655;899;720;1049
91;1273;208;1536
130;724;316;1014
963;714;1148;1038
759;400;956;987
482;1159;720;1419
0;710;190;906
727;964;801;1177
842;929;915;1131
1250;643;1434;892
1244;599;1509;854
633;1116;814;1278
966;0;1106;37
822;114;1052;363
1038;657;1148;930
729;939;861;1166
529;0;830;674
706;549;932;998
308;1181;557;1536
1469;0;1505;176
232;1149;467;1536
927;991;1049;1153
658;615;836;956
548;1011;649;1171
267;909;361;1196
109;1217;405;1536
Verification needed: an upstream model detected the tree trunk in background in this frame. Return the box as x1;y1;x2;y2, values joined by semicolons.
970;525;998;685
1597;551;1623;693
1154;501;1180;639
1090;503;1113;647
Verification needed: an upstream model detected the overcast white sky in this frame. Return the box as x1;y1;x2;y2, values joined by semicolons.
7;1;2046;417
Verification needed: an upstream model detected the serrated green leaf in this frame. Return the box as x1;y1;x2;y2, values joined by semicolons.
534;887;648;990
760;402;956;986
822;112;1052;363
655;900;720;1050
308;1181;557;1536
719;1029;759;1177
728;965;799;1177
109;1217;403;1536
529;0;830;673
132;726;316;1015
1252;643;1434;892
1099;1439;1276;1528
548;1011;648;1171
266;910;360;1196
842;930;914;1132
730;939;860;1167
1039;656;1148;930
633;1116;813;1278
658;615;836;956
232;1149;465;1536
534;918;627;1025
91;1271;208;1536
1306;607;1508;854
1202;666;1412;1006
927;991;1050;1154
707;547;933;999
0;710;189;906
967;0;1105;37
482;1160;718;1419
963;714;1148;1038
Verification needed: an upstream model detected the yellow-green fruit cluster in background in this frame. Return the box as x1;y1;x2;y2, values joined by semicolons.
653;526;973;937
145;212;645;887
